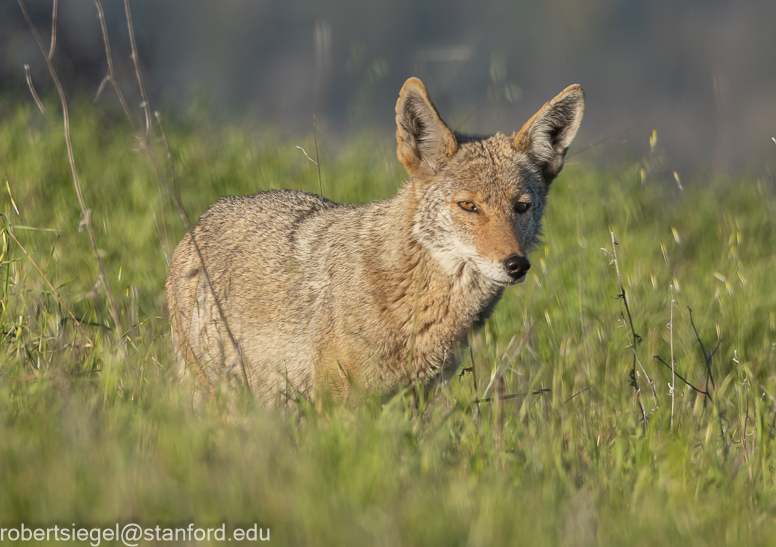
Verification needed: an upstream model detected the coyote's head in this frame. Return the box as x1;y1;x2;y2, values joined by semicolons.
395;78;584;287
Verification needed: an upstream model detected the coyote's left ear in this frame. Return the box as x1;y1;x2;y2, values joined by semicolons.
513;85;585;184
396;78;458;177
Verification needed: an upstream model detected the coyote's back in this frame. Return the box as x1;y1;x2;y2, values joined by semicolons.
167;77;584;406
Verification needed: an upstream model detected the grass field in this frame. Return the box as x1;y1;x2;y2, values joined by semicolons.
1;99;776;546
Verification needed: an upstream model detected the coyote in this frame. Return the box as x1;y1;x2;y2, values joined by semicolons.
166;77;584;406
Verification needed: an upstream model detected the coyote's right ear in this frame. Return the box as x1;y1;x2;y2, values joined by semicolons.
395;78;458;177
513;84;585;184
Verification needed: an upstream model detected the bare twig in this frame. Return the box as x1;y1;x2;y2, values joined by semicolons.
653;356;708;396
150;115;190;225
685;306;726;449
153;211;170;267
495;375;505;451
155;111;182;212
153;116;251;391
688;305;718;393
123;0;151;135
620;312;648;426
469;342;481;423
94;0;134;123
48;0;58;60
609;232;658;405
19;0;126;356
24;65;61;131
295;117;323;196
563;385;592;405
603;231;655;427
296;146;318;166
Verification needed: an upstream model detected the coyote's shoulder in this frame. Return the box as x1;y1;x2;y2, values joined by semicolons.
166;77;584;406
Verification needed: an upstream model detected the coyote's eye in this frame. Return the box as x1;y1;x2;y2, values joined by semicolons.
458;201;479;213
514;201;531;214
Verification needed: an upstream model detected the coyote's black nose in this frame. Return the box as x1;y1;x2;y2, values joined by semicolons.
504;255;531;280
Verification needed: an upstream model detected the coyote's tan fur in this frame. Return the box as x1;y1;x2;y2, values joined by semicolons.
166;77;584;406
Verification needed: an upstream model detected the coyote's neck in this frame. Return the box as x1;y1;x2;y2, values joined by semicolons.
368;185;504;381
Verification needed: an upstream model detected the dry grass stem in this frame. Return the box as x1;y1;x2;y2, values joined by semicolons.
4;226;95;350
123;0;151;135
48;0;58;60
24;65;61;131
603;231;656;426
495;375;505;451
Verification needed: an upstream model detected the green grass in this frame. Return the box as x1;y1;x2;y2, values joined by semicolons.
1;100;776;545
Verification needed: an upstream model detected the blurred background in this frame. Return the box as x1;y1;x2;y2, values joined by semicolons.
3;0;775;176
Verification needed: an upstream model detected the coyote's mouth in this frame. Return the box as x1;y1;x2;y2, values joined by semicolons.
485;273;525;287
502;274;526;287
465;258;526;287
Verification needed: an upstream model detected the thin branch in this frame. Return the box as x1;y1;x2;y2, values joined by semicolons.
611;232;658;402
495;376;504;451
149;118;250;392
563;385;592;405
621;311;648;426
154;111;183;217
94;0;134;125
123;0;152;135
469;341;481;424
688;305;717;392
683;306;726;449
150;125;250;393
48;0;58;60
653;355;708;397
94;75;110;103
605;231;656;426
19;0;126;357
296;146;318;166
152;211;170;267
24;65;61;131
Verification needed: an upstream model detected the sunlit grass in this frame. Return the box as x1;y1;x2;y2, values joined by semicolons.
1;102;776;545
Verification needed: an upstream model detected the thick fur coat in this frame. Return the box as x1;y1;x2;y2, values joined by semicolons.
166;77;584;406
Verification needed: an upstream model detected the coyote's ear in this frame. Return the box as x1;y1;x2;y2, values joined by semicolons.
396;78;458;177
513;84;584;184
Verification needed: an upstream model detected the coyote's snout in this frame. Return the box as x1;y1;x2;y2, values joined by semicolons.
166;77;584;406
